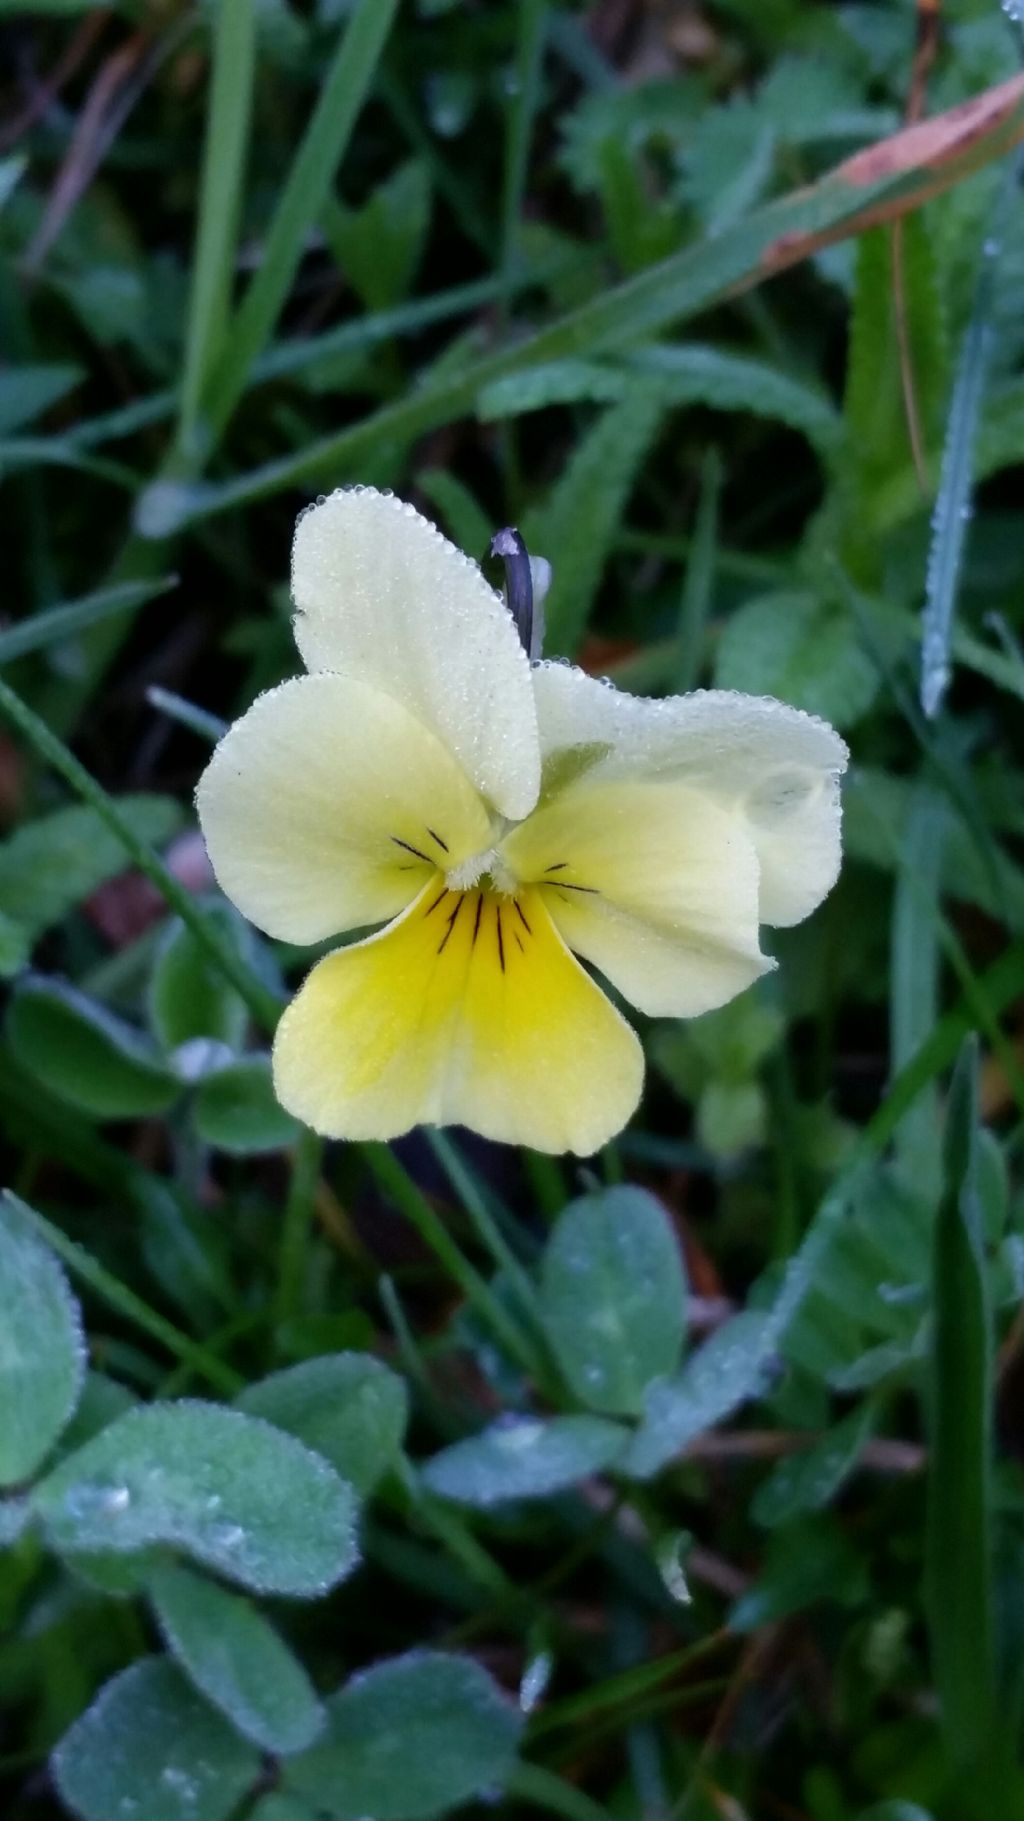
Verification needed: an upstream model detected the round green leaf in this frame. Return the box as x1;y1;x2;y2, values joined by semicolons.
541;1186;687;1415
33;1401;359;1596
285;1650;523;1820
148;907;250;1054
236;1354;408;1494
7;976;179;1119
150;1560;324;1755
714;589;878;730
52;1657;260;1821
193;1055;301;1154
422;1415;626;1508
0;1196;85;1486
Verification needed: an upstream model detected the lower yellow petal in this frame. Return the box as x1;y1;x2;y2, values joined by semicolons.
502;778;770;1017
273;880;643;1155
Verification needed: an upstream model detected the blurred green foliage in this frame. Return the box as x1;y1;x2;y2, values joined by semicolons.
3;2;1024;1819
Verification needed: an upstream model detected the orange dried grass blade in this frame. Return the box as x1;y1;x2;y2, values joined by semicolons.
755;71;1024;284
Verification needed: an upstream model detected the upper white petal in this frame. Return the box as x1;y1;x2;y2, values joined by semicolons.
291;487;541;819
531;664;848;928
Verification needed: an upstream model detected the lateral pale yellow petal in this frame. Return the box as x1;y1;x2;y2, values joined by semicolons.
502;779;770;1018
273;881;643;1155
532;664;846;927
196;674;493;945
291;488;541;820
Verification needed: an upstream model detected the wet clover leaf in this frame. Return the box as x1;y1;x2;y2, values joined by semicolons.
32;1401;358;1596
0;1195;85;1487
284;1650;523;1820
149;1559;325;1755
540;1185;687;1415
237;1353;408;1494
52;1657;260;1821
422;1414;627;1507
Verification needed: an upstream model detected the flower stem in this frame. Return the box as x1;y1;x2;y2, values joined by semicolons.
363;1141;547;1382
276;1127;324;1330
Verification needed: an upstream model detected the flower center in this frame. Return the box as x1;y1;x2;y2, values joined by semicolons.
445;846;517;895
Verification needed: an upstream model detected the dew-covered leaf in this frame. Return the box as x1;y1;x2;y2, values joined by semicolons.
625;1311;778;1479
148;907;250;1054
284;1650;523;1820
237;1354;408;1494
751;1402;876;1528
150;1559;324;1755
540;1186;687;1415
422;1414;627;1508
33;1401;359;1596
714;590;878;731
7;976;180;1119
52;1657;260;1821
193;1055;301;1153
0;1195;85;1486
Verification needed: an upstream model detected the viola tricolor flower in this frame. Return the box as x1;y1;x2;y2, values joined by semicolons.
196;487;847;1154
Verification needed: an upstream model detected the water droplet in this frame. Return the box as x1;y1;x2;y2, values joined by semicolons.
520;1649;553;1712
160;1765;198;1805
63;1482;131;1521
492;1416;544;1452
211;1522;245;1550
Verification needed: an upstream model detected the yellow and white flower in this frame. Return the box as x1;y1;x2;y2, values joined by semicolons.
196;487;847;1155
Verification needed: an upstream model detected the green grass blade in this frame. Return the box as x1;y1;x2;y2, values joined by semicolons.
0;675;281;1033
24;265;565;465
674;448;721;692
146;686;226;744
501;0;548;310
925;1040;1001;1808
176;0;257;461
363;1141;546;1381
201;0;401;444
533;389;664;655
920;158;1015;718
890;788;946;1201
167;85;1024;527
509;1764;615;1821
0;577;176;667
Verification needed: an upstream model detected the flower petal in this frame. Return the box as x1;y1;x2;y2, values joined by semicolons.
196;674;493;945
291;488;540;819
503;778;770;1018
532;664;847;927
273;881;643;1155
